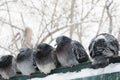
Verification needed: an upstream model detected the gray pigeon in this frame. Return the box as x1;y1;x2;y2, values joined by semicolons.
89;33;119;69
16;48;35;75
34;43;58;74
55;36;89;67
0;55;16;79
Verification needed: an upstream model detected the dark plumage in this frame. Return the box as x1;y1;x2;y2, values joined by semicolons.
0;55;13;67
0;55;16;79
16;48;35;75
89;33;119;69
34;43;58;74
55;36;89;67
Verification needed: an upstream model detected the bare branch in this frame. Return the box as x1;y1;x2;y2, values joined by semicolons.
5;0;19;53
50;0;58;29
96;2;106;35
20;13;26;28
105;0;113;34
0;45;15;56
39;22;82;45
0;19;24;31
40;26;67;44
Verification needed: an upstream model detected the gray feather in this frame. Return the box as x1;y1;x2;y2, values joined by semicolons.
16;48;35;75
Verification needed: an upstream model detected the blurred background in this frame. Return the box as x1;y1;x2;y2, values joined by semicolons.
0;0;119;56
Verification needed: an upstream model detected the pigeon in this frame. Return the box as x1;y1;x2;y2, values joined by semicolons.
34;43;58;74
0;55;16;79
89;33;119;69
16;48;35;75
55;36;89;67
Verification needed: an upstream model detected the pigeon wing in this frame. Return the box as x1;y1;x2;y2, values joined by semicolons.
71;40;89;63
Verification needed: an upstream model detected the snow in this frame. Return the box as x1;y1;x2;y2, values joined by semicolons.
31;63;120;80
94;35;105;41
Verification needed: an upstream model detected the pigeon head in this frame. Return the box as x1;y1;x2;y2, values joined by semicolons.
0;55;13;68
19;48;33;54
94;39;107;53
56;36;71;49
17;48;33;62
36;43;53;58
